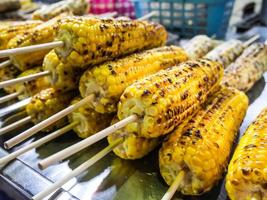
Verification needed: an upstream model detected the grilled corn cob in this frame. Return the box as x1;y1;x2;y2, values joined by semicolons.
159;86;248;195
32;0;89;21
26;88;75;132
222;43;267;92
15;67;51;100
0;20;42;50
107;116;160;159
0;65;21;94
118;59;224;138
204;39;244;68
79;46;188;113
54;17;168;68
7;15;67;71
226;108;267;200
43;50;83;93
182;35;217;59
68;96;113;138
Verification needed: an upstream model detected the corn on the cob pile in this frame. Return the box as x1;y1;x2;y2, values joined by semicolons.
32;0;89;21
159;86;248;195
43;50;83;93
68;96;113;139
204;39;244;68
0;65;21;94
7;15;66;71
226;108;267;200
182;35;217;59
118;59;224;138
26;88;75;132
15;67;51;100
0;21;42;50
54;17;168;68
222;43;267;92
79;46;188;113
107;116;160;159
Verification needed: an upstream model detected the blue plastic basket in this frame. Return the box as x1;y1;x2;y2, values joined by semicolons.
133;0;234;38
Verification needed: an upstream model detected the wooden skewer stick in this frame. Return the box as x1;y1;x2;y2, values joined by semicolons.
161;171;185;200
0;41;63;58
0;122;78;166
38;115;137;169
0;116;31;136
0;60;11;69
0;71;50;89
139;11;157;21
243;34;260;47
4;95;94;149
33;138;123;200
0;97;31;118
0;92;20;104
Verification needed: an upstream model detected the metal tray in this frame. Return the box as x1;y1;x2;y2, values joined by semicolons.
0;71;266;200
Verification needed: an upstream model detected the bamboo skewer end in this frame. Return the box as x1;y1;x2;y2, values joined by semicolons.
38;114;137;169
0;41;64;58
0;60;11;69
33;138;123;200
161;171;185;200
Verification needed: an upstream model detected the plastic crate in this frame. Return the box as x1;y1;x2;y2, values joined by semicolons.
133;0;234;38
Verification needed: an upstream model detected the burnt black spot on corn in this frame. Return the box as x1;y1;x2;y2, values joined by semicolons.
222;43;267;92
107;116;161;160
0;20;41;50
226;108;267;200
79;46;188;113
54;16;168;69
118;59;224;138
7;14;67;71
26;88;75;132
159;87;248;195
68;96;113;139
204;39;244;68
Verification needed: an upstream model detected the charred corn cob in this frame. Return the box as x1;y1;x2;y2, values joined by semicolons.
0;20;42;50
182;35;217;59
0;65;21;94
79;46;188;113
159;86;248;195
222;43;267;92
204;39;244;68
7;14;67;71
43;50;83;93
15;67;51;100
226;108;267;200
68;96;113;138
26;88;75;132
54;17;167;68
107;116;160;159
118;59;224;138
32;0;89;21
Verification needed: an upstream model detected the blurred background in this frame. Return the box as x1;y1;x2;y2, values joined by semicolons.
0;0;266;40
